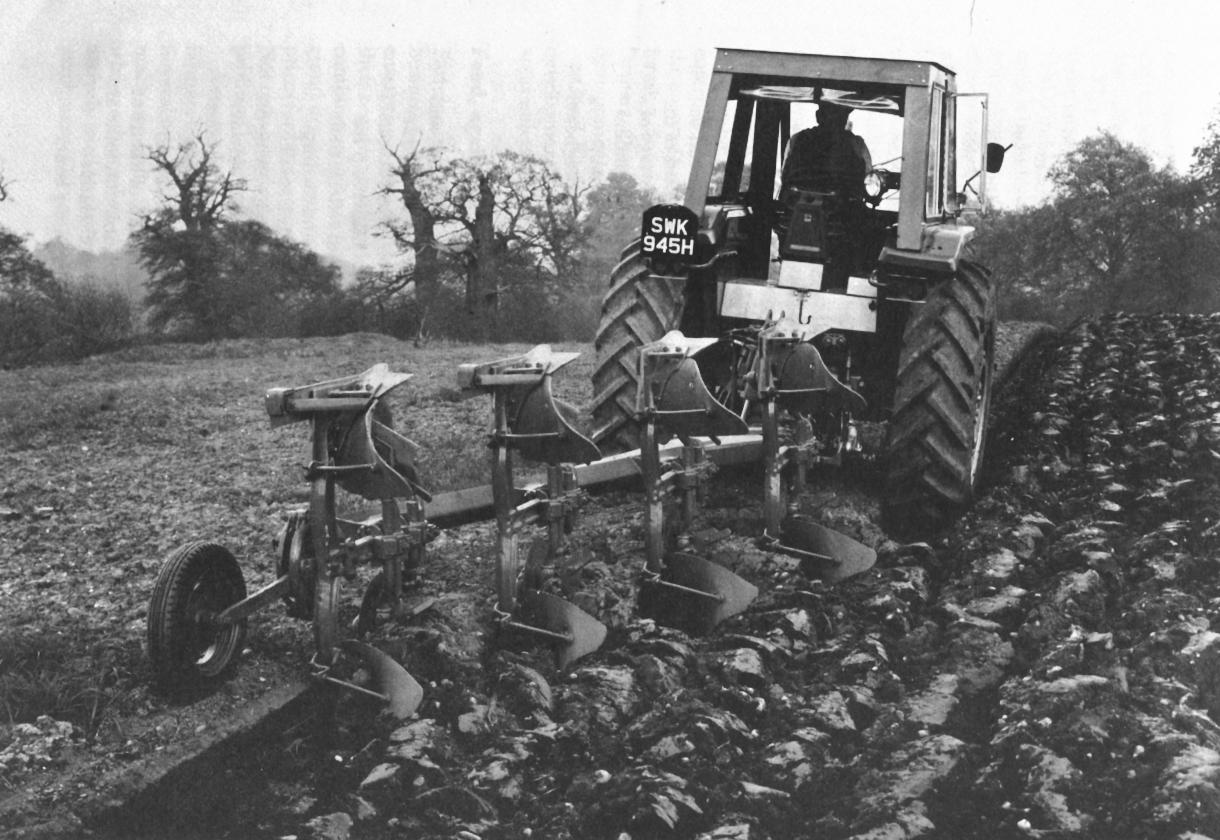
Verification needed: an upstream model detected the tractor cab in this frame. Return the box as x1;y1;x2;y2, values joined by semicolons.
595;48;1007;538
663;49;1003;326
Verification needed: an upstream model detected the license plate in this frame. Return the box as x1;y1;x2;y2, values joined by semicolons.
641;204;698;263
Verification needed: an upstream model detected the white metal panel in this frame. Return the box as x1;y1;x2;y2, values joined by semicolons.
685;73;734;214
720;281;877;337
713;49;951;86
898;84;930;251
776;265;877;298
777;261;824;291
846;275;877;298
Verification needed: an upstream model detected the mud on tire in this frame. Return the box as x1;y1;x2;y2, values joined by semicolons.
591;240;687;452
147;542;247;693
883;260;996;540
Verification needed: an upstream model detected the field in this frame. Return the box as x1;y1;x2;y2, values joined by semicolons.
2;317;1220;839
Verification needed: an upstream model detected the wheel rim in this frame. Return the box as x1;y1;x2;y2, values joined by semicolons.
496;532;520;613
313;574;341;666
968;329;995;486
185;571;238;676
279;514;314;617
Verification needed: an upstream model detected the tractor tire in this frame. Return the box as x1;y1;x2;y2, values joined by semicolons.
882;260;996;540
592;241;688;452
147;542;247;693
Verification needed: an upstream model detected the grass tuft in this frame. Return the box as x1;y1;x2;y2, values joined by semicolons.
0;631;131;736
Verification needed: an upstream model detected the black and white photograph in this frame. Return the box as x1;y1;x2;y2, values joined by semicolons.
2;1;1219;837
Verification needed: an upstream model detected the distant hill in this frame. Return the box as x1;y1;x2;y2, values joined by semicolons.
326;255;365;287
33;238;148;303
33;238;364;296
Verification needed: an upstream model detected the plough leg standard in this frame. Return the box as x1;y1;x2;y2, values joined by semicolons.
633;331;757;635
146;334;875;716
458;345;607;669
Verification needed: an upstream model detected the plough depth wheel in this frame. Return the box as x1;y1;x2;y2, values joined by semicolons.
148;542;247;692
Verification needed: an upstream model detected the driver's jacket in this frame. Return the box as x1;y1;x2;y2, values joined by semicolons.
781;126;870;198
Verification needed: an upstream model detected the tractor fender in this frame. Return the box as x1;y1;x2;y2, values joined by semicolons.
698;202;751;253
877;221;975;279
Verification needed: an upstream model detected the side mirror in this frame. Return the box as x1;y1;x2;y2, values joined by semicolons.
986;142;1010;174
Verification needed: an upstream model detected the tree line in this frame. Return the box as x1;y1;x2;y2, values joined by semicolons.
2;111;1220;367
359;144;651;345
0;132;659;366
973;120;1220;324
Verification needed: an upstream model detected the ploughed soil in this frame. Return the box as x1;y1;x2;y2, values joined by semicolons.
4;315;1220;839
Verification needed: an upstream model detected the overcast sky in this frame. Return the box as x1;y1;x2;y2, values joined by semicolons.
1;0;1218;267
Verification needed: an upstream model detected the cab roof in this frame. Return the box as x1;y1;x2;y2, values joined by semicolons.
713;48;955;87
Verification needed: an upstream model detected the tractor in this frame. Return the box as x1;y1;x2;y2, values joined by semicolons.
592;49;1008;539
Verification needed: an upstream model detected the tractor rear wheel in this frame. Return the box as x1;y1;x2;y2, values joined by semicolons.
882;260;996;540
148;542;247;692
591;241;687;452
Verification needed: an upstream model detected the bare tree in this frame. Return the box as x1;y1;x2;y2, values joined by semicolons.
377;142;593;340
435;153;580;321
132;131;249;335
378;140;446;343
467;166;499;316
525;170;590;281
144;131;247;232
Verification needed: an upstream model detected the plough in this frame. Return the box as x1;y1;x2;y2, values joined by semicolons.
147;333;875;718
146;44;1009;718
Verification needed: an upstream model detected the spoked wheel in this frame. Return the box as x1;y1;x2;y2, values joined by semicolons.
148;542;247;692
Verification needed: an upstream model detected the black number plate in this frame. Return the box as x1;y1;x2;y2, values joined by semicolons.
640;204;698;263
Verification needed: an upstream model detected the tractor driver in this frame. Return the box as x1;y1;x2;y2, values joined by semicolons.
781;102;872;199
778;100;874;292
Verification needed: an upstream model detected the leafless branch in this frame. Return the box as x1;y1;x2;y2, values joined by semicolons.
144;130;246;229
